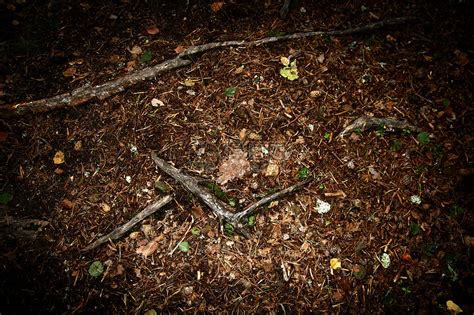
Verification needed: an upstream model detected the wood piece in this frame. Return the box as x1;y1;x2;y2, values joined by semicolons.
81;195;172;252
1;17;416;117
151;152;311;232
338;116;422;138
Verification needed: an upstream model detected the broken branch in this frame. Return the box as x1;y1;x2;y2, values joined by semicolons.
81;195;172;252
1;17;416;117
338;116;422;138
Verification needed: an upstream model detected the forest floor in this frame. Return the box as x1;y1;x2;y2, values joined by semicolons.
0;0;473;313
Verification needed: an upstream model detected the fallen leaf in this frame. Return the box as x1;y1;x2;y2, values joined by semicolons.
317;53;325;63
146;25;160;35
74;140;82;151
151;98;164;107
100;203;111;212
446;300;463;314
265;162;279;176
126;60;137;71
386;34;397;43
239;128;247;141
330;258;341;270
179;241;190;252
129;45;142;55
136;240;159;257
217;149;251;185
183;79;195;87
234;65;244;74
454;50;469;66
464;236;474;247
54;168;64;174
63;67;76;77
248;132;261;140
53;151;65;164
62;198;75;209
175;45;186;54
210;1;224;12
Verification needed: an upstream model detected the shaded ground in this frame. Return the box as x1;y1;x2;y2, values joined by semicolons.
0;0;473;313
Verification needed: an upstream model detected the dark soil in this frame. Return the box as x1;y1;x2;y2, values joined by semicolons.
1;0;473;313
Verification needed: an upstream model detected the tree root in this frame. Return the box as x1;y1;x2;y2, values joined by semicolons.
1;17;416;117
338;116;422;138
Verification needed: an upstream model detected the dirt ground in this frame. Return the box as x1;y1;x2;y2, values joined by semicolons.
0;0;473;313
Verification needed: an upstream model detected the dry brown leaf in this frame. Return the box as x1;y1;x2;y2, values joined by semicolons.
136;240;159;257
210;1;224;12
129;45;142;55
61;198;75;209
74;140;82;151
63;67;76;77
265;162;279;176
146;25;160;35
174;45;186;54
217;149;250;185
100;203;111;212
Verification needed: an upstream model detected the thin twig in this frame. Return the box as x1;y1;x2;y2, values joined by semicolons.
81;195;172;252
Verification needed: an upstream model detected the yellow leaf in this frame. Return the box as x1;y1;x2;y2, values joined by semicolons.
330;258;341;270
183;79;195;87
53;151;65;164
446;300;463;314
280;56;290;66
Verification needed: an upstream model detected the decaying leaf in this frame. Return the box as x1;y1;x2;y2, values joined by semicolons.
446;300;463;314
210;1;224;12
53;151;65;164
136;240;159;257
63;67;76;77
129;45;142;55
146;25;160;35
265;162;279;176
330;258;341;270
217;149;251;185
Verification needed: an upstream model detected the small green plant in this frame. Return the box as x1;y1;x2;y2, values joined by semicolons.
409;222;421;235
402;128;411;135
422;242;437;257
228;198;237;207
432;144;444;160
279;57;299;81
401;287;412;295
267;29;286;37
247;215;256;227
442;99;451;107
206;183;227;200
0;192;13;205
178;241;190;252
355;128;363;136
390;140;403;152
417;132;430;145
224;223;234;236
224;87;237;97
298;167;310;180
319;183;326;190
324;131;331;142
191;227;201;236
88;261;104;277
449;205;465;218
139;51;152;63
375;124;386;137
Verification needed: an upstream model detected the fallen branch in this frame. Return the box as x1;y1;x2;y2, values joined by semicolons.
81;195;172;252
1;17;416;117
338;116;422;138
151;152;311;233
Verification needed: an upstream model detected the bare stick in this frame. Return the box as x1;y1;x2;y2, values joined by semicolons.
0;58;191;117
151;152;311;232
1;17;416;117
338;116;422;138
81;195;172;252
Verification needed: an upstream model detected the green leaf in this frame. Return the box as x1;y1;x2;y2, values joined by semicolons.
228;198;237;207
390;140;403;152
140;50;152;63
279;60;298;81
380;253;390;269
247;215;256;227
224;87;236;97
88;261;104;277
298;167;310;180
442;99;451;107
178;241;190;252
0;192;13;205
144;309;158;315
417;132;430;145
224;223;234;236
409;222;420;235
191;227;201;236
